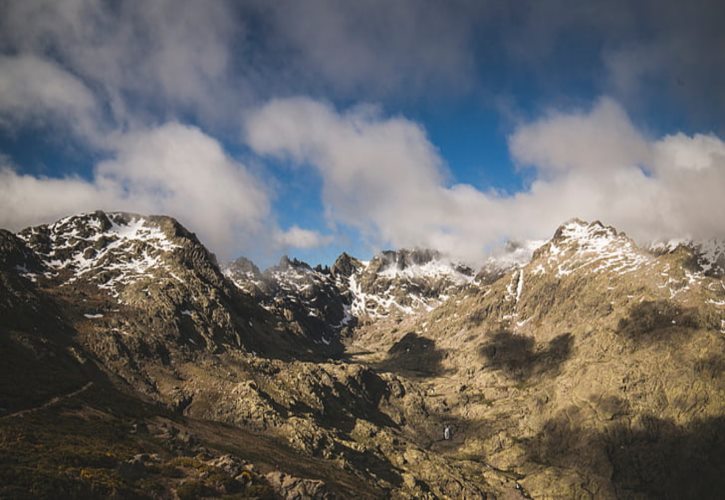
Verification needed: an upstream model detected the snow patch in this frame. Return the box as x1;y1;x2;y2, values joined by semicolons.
546;220;652;277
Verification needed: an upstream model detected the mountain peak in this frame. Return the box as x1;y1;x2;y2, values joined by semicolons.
331;251;362;278
275;255;313;272
226;256;262;277
552;218;619;243
15;211;219;301
532;218;652;278
373;248;442;270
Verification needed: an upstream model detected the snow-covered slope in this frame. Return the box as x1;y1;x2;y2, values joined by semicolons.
533;219;654;278
17;211;185;299
343;249;474;318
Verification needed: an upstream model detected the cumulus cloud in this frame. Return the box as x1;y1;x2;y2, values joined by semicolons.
653;133;725;172
0;0;241;128
245;98;455;247
1;0;723;265
0;55;100;139
0;0;476;129
246;97;725;263
2;0;723;129
275;226;333;250
508;98;651;175
0;122;327;259
508;98;725;241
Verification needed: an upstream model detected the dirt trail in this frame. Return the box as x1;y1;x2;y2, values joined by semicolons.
1;381;93;419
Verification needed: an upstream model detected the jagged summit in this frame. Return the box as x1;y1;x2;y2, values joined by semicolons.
371;248;443;270
531;218;651;278
649;238;725;276
227;255;262;276
367;248;474;283
274;255;313;271
225;247;477;325
551;218;621;244
16;211;211;300
330;251;363;278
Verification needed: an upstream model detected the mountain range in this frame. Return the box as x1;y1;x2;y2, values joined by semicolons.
1;211;723;499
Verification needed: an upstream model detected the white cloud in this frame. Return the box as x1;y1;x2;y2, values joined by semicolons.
245;97;456;249
0;122;325;259
0;0;241;128
508;99;725;242
275;226;333;249
0;167;116;231
2;0;724;265
508;97;651;174
0;55;100;139
246;96;725;264
95;123;271;255
653;132;725;172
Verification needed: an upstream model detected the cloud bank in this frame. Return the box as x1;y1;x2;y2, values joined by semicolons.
247;97;725;263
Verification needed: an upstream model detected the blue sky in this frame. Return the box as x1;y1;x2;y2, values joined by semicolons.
1;0;724;267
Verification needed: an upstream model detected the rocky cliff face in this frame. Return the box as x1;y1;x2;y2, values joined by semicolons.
2;212;723;499
12;212;338;402
224;247;477;340
225;255;352;346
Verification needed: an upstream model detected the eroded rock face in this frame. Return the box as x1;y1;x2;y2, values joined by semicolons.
2;213;724;499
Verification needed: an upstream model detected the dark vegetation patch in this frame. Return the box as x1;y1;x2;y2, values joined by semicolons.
373;332;446;377
478;331;573;381
617;300;720;345
0;384;278;499
0;405;151;498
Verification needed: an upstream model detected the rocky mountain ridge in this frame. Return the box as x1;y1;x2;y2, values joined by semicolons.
223;242;548;347
1;212;724;499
